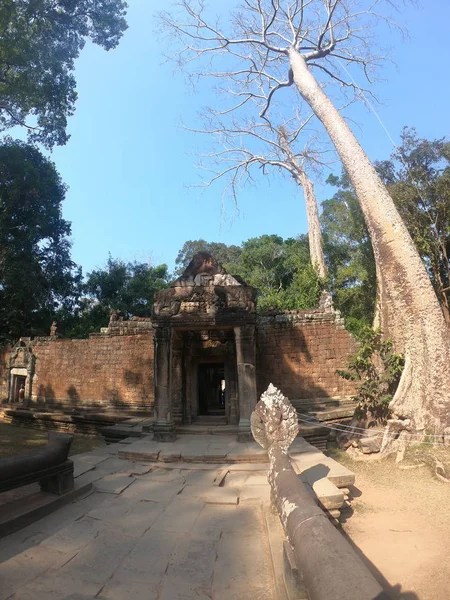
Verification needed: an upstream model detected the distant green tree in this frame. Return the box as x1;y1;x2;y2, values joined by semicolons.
228;234;322;311
175;240;242;275
321;173;376;330
0;0;128;148
85;257;170;318
375;127;450;324
0;139;80;342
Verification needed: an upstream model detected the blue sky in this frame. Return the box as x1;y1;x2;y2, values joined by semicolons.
44;0;450;276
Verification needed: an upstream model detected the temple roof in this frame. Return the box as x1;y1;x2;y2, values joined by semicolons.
171;252;247;288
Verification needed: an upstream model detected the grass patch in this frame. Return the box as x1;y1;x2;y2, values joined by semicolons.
0;422;105;459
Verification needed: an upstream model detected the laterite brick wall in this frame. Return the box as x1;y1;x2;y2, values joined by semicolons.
31;331;154;411
256;310;358;400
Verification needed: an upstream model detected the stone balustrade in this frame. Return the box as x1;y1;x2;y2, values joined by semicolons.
251;384;389;600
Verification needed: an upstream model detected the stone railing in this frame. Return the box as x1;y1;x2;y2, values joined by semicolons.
251;384;389;600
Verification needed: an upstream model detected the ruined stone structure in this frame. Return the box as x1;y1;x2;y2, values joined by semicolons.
0;254;358;441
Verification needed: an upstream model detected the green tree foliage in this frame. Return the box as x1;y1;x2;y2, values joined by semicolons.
0;0;128;148
0;139;80;342
375;127;450;324
226;234;322;311
175;240;242;275
85;256;170;318
60;257;170;338
337;327;404;424
321;173;376;329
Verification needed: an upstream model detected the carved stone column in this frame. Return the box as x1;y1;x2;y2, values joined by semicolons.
153;326;176;441
171;331;183;425
234;325;257;442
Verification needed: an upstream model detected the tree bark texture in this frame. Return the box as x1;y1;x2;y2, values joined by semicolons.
287;48;450;432
278;129;327;279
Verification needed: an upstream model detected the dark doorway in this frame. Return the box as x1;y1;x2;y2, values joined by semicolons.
198;363;225;416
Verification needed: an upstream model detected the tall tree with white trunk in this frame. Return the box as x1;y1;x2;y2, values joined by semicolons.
188;114;329;279
159;0;450;435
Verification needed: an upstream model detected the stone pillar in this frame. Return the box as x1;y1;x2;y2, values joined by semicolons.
153;326;176;441
171;331;183;425
234;325;257;442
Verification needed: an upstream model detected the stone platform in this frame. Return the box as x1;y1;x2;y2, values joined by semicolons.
117;434;355;520
0;436;356;599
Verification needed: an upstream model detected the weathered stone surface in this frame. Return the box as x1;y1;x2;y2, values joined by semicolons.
121;478;185;502
0;547;71;600
164;538;217;587
98;578;159;600
359;430;383;454
150;497;204;534
57;529;137;584
191;504;266;541
8;573;102;600
179;485;239;505
251;383;298;452
39;516;107;554
116;530;179;584
239;484;271;503
95;473;136;494
212;532;274;598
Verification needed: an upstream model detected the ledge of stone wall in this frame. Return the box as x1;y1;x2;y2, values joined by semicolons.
257;308;346;328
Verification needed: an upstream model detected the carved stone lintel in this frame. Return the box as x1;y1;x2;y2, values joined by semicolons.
250;384;299;452
153;420;177;442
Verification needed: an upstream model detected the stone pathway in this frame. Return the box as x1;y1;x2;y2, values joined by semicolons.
0;442;288;600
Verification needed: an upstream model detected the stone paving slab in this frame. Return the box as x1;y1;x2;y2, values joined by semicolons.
95;473;136;494
0;434;355;600
291;452;355;487
179;485;239;505
39;515;108;555
150;497;204;534
121;477;186;502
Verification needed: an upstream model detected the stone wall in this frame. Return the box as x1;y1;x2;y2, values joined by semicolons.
1;311;358;413
29;325;154;411
256;310;358;400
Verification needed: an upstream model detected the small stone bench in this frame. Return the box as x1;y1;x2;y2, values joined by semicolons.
0;432;74;496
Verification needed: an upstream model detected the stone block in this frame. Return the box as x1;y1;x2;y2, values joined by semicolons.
116;530;179;584
150;497;204;534
39;516;107;555
160;538;218;598
56;529;137;584
179;485;239;505
97;578;159;600
121;478;185;502
95;473;136;495
191;504;266;541
212;532;274;598
239;484;271;503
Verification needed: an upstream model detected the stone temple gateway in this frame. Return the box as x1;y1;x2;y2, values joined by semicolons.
0;254;359;442
152;253;258;442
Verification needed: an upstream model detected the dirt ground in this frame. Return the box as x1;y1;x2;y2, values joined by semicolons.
334;449;450;600
0;422;104;459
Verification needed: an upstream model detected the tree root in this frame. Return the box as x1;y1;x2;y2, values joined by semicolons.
433;456;450;483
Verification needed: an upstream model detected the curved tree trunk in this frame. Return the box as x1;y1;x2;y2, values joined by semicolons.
287;48;450;433
296;170;327;279
278;129;327;279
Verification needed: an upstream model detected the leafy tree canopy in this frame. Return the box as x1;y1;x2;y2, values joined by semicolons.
0;139;80;342
0;0;128;148
223;234;322;312
321;173;376;330
85;257;170;318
